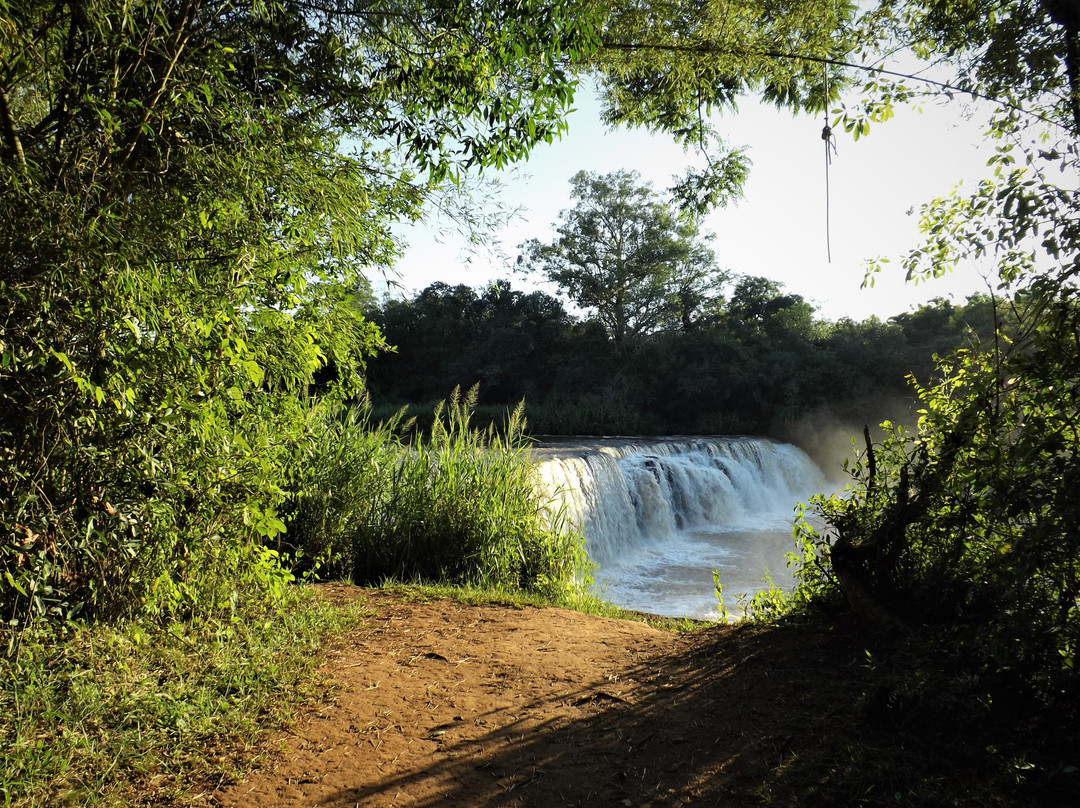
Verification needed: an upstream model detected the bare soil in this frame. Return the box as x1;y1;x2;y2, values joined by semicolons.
210;586;878;808
210;586;1064;808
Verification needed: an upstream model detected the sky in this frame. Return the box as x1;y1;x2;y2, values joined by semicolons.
385;84;1000;322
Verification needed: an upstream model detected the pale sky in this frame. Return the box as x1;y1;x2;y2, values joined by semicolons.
385;84;1000;322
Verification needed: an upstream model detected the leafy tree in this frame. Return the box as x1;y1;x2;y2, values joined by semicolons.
726;275;817;340
371;281;573;404
790;0;1080;702
890;296;994;351
0;0;600;626
518;170;728;342
466;281;577;402
591;0;858;211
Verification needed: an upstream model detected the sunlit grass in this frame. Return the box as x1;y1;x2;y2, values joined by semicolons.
0;590;363;807
286;387;589;600
375;580;712;632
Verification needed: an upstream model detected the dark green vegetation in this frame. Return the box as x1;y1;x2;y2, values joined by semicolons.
369;271;997;438
786;4;1080;802
1;0;1078;804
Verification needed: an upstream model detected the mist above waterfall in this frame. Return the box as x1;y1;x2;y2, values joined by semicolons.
534;437;831;619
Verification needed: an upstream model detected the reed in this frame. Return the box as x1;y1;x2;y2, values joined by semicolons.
366;400;520;438
285;387;587;600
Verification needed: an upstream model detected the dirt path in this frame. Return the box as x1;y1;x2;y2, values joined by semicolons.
213;587;868;808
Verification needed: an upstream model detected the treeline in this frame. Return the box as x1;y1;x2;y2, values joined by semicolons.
365;278;997;437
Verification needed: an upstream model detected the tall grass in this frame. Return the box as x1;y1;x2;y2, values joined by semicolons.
285;387;588;600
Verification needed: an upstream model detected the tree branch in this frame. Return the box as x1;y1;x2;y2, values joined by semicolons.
0;89;26;172
598;40;1066;133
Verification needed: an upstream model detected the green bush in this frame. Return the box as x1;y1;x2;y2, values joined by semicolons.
793;303;1080;690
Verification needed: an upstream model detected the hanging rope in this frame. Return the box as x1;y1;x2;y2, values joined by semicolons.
822;64;838;263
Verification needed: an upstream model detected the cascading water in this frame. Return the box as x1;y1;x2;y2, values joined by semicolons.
534;437;830;620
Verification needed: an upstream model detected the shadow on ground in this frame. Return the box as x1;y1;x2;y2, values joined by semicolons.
215;589;1078;808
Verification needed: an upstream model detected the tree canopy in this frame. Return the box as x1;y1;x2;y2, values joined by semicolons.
590;0;858;210
517;170;728;342
0;0;600;625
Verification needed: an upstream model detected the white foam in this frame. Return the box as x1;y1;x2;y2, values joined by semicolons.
534;437;828;618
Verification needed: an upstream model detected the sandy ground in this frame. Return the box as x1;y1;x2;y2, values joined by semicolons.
210;586;870;808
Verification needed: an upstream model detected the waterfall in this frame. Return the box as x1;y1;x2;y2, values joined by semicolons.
533;437;829;618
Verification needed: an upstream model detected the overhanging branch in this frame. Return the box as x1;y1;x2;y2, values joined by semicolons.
0;89;26;172
599;40;1066;134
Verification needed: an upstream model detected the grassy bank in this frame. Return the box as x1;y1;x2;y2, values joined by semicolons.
1;590;361;808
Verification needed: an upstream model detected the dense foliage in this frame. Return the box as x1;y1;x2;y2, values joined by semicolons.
786;0;1080;730
0;0;598;629
591;0;858;211
370;279;996;437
